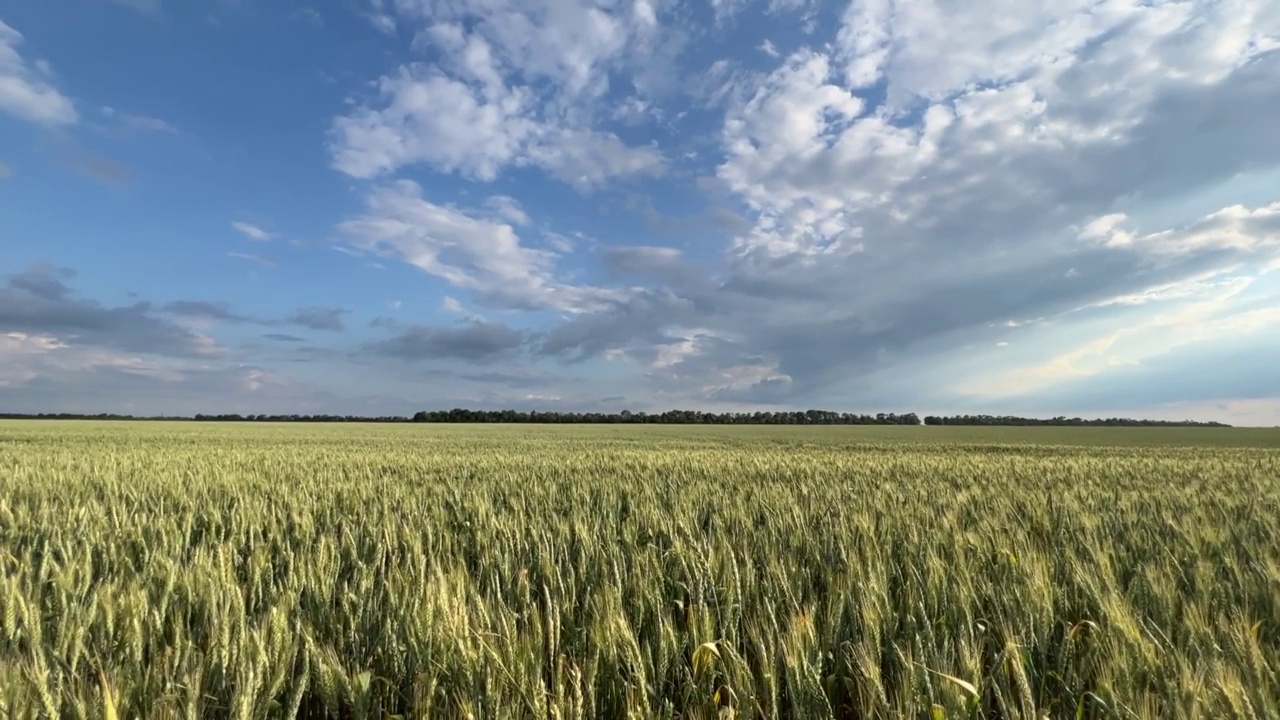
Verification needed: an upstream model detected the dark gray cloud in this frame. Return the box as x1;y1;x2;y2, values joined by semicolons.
621;193;753;239
162;300;250;322
0;265;222;358
287;306;349;332
7;263;75;300
601;246;703;287
371;321;526;361
162;302;357;334
537;290;694;361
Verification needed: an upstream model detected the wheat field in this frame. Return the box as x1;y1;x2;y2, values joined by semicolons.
1;421;1277;719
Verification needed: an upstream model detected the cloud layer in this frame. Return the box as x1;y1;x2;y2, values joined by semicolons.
4;1;1280;422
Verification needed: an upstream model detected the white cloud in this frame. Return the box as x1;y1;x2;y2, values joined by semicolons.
7;0;1280;421
394;0;648;101
231;221;274;242
525;127;663;190
0;21;77;125
339;180;625;312
0;331;185;386
293;8;324;27
102;106;178;134
961;196;1280;398
330;0;668;188
226;252;277;268
365;0;397;34
331;65;536;181
330;64;661;187
721;0;1280;264
483;195;530;226
702;362;792;400
1080;202;1280;256
966;288;1280;399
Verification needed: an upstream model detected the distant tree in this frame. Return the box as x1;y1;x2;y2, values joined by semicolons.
0;410;1230;427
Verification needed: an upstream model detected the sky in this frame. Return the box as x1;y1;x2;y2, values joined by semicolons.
2;0;1279;424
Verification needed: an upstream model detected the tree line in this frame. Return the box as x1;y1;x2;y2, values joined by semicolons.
922;414;1230;427
0;410;1230;427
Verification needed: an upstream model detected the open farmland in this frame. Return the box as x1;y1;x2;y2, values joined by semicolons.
1;422;1278;718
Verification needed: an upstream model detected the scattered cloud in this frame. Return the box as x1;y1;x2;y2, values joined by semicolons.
108;0;162;14
68;151;133;185
0;161;9;179
227;252;277;268
262;333;305;342
293;8;323;28
0;21;77;125
102;106;178;134
231;221;273;241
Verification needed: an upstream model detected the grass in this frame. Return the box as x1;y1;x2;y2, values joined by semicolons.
1;421;1278;718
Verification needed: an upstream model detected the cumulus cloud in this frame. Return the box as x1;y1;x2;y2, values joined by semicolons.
329;0;668;188
330;65;662;187
0;21;77;125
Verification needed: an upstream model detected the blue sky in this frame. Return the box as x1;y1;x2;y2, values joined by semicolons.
3;0;1279;424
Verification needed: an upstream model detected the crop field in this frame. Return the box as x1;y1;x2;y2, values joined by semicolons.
1;421;1278;719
